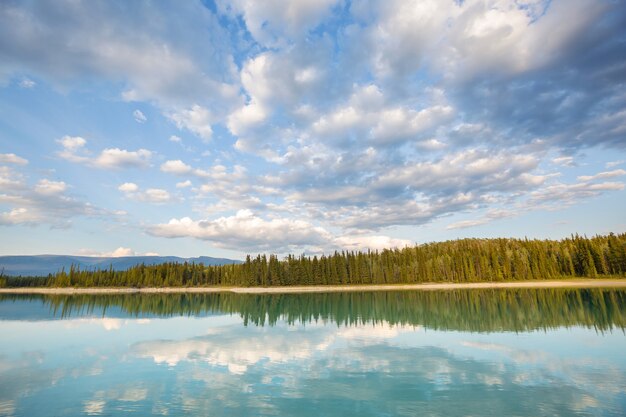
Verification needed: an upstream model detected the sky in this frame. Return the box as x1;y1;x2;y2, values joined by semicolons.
0;0;625;260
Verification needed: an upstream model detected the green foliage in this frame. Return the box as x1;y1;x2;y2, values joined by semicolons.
5;233;626;288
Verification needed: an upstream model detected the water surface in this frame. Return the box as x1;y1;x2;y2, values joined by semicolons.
0;289;625;416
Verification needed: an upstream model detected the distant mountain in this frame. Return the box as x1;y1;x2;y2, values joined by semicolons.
0;255;242;277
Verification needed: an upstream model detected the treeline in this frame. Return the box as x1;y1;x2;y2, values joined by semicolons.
1;289;624;332
2;233;625;288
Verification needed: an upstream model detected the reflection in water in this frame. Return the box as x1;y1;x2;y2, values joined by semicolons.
1;288;625;331
0;289;624;416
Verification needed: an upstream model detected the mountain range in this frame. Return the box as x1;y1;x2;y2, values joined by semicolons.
0;255;242;277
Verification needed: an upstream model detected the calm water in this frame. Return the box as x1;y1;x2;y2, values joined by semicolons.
0;289;625;417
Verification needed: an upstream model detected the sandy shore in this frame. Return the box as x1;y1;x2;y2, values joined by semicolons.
0;279;625;295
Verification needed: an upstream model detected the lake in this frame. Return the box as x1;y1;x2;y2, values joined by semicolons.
0;289;625;416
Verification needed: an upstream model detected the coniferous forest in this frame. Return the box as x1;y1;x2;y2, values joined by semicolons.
2;233;625;288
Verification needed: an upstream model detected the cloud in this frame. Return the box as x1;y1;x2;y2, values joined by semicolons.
333;235;412;252
167;105;213;142
94;148;152;169
133;109;147;123
446;210;515;230
18;77;36;88
118;182;139;193
160;160;192;175
57;136;152;169
552;156;576;167
577;169;626;182
176;180;192;189
528;181;624;207
0;153;28;165
0;165;102;227
34;179;67;195
57;135;87;151
76;247;159;257
2;0;626;252
217;0;342;47
118;182;172;204
0;0;240;108
148;209;331;252
148;209;413;253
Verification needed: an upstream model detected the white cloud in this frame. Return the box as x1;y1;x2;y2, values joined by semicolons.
118;182;139;193
0;165;101;227
218;0;341;46
333;235;412;252
552;156;576;167
34;179;67;195
0;153;28;165
168;105;213;142
76;247;160;257
19;78;36;88
169;135;182;143
149;209;330;252
176;180;192;188
94;148;152;169
0;207;42;225
110;247;135;257
446;210;515;230
148;209;413;253
1;1;240;108
577;169;626;182
133;109;147;123
227;99;268;136
160;160;192;175
118;182;172;204
58;135;87;151
144;188;172;203
371;105;454;144
57;137;152;169
606;160;624;168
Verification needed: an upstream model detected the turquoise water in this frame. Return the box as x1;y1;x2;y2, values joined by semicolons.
0;289;625;416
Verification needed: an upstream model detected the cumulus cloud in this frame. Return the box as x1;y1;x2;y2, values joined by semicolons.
0;153;28;165
133;109;147;123
168;105;213;142
160;160;192;175
118;182;139;193
57;136;152;169
118;182;172;204
0;0;240;107
18;78;36;88
148;210;411;253
176;180;192;189
217;0;342;47
34;179;67;195
148;210;330;252
94;148;152;169
0;165;101;227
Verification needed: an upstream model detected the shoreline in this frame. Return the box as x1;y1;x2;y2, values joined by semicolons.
0;279;625;295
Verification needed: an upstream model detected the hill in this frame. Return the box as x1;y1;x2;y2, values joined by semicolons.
0;255;242;277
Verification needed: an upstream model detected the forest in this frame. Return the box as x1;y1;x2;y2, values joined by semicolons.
1;233;625;288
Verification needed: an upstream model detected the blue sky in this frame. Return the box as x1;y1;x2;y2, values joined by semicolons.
0;0;625;259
